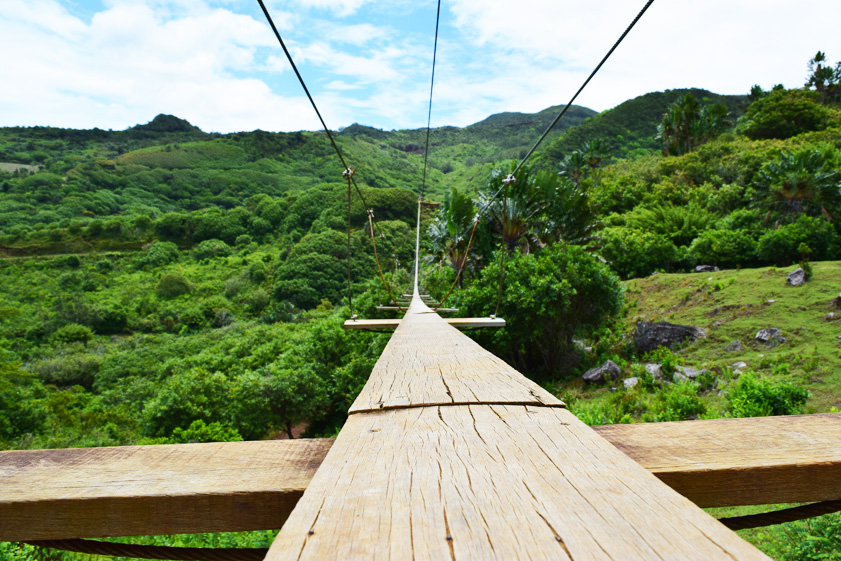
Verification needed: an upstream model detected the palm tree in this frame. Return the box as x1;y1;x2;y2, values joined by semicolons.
754;148;841;219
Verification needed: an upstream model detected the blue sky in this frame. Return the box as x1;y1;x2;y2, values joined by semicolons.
2;0;841;133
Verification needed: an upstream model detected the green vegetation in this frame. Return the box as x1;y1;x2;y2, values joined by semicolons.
3;51;841;559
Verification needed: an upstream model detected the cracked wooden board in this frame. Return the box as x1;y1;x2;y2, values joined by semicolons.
267;404;769;561
595;413;841;507
350;301;562;413
0;438;331;540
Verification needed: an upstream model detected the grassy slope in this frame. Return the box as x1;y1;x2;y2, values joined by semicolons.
624;262;841;412
558;261;841;419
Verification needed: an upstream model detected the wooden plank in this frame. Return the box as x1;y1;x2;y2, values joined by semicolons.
267;405;769;561
268;297;768;560
0;438;332;541
594;413;841;507
350;305;556;413
377;306;459;312
343;317;505;330
4;414;837;541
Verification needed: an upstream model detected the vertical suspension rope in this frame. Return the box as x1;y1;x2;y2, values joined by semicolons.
434;215;479;311
368;210;405;312
414;0;442;297
344;168;355;319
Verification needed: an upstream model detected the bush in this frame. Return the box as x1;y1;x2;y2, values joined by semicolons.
32;354;101;388
143;368;232;437
756;214;837;265
739;89;830;140
688;228;757;268
167;419;242;444
650;381;706;421
600;227;678;279
50;323;94;347
141;241;179;267
726;372;809;417
458;244;623;378
155;273;192;299
192;239;232;260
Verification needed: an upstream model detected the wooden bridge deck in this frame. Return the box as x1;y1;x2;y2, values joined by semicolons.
2;413;839;541
267;296;770;560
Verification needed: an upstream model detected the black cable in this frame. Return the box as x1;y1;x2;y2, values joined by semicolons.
255;0;378;228
480;0;656;215
419;0;442;205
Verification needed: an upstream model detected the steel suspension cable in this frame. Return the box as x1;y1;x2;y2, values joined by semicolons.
256;0;381;235
257;0;402;309
413;0;443;298
419;0;442;206
479;0;656;215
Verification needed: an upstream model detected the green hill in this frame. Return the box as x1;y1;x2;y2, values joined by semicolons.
539;88;747;163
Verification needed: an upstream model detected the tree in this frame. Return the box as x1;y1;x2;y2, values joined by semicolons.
753;147;841;219
428;188;478;280
234;366;328;439
739;89;829;140
657;93;730;155
805;51;841;104
457;244;623;378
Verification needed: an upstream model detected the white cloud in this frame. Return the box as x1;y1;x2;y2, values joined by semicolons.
289;0;371;18
0;0;325;131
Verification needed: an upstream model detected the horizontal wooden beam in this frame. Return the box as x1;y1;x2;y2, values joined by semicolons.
0;438;332;541
377;306;459;312
2;414;838;541
343;317;505;330
595;413;841;507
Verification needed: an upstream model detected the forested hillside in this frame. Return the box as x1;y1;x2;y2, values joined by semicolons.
3;51;841;560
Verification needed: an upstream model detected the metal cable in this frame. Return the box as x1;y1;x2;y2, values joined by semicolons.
434;216;479;311
368;211;406;312
718;500;841;531
479;0;656;215
26;539;268;561
256;0;380;235
345;173;355;318
419;0;442;205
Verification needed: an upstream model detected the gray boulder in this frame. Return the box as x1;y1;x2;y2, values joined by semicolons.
731;361;748;373
582;360;622;384
755;328;786;345
644;363;662;379
673;365;708;382
695;265;719;273
724;340;743;352
634;321;706;353
623;377;639;390
786;268;806;286
825;312;838;322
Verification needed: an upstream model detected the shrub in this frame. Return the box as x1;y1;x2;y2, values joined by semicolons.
650;381;706;421
155;273;192;299
726;372;809;417
688;228;757;268
65;255;81;268
458;244;623;378
599;227;678;279
192;239;232;260
32;354;101;388
50;323;94;347
167;419;242;443
739;89;830;139
143;368;232;437
141;241;179;267
756;214;837;265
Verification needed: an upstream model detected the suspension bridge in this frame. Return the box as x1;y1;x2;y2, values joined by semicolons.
2;0;841;559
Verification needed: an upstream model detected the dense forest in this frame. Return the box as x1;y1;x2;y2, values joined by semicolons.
3;52;841;559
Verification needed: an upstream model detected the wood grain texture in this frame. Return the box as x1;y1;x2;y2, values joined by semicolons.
594;413;841;507
267;405;769;561
350;300;561;413
343;317;505;330
2;413;838;541
0;438;332;541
